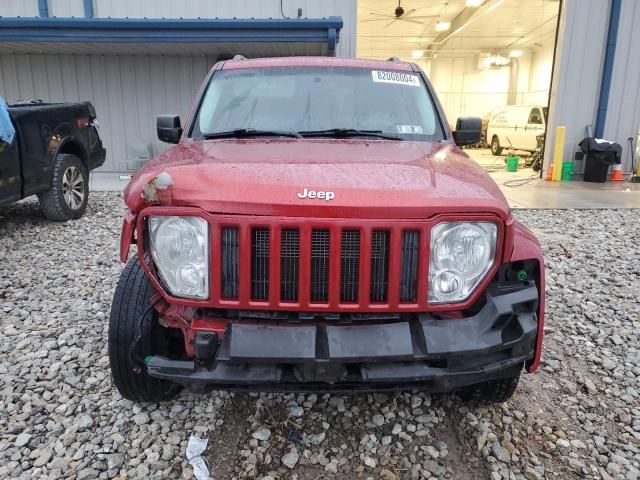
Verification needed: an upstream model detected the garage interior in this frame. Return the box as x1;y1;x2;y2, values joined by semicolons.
358;1;558;168
357;0;640;208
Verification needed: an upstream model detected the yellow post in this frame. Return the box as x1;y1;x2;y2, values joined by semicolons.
552;126;566;182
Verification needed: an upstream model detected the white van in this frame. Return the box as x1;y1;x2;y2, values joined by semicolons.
486;105;547;155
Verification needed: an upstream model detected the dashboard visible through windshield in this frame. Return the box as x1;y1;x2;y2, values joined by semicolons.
190;67;445;142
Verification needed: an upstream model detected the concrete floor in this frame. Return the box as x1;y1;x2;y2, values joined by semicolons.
90;148;640;209
466;148;640;209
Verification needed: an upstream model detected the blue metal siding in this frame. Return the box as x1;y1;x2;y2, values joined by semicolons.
84;0;94;18
38;0;49;17
594;0;621;138
0;17;342;47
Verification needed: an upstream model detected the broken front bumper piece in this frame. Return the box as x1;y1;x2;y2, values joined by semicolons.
146;284;539;392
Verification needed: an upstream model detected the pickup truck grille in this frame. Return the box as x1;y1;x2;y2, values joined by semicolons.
218;222;424;309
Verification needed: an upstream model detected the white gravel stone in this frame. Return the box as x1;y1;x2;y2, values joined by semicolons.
252;428;271;441
282;451;299;469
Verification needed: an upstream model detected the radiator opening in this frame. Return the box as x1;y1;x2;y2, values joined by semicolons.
370;230;390;302
251;228;270;300
280;229;300;302
310;229;330;302
340;230;360;302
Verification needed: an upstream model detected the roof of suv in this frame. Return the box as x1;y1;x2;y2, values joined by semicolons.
222;56;415;71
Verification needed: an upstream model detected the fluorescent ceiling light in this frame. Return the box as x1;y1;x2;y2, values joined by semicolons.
509;49;523;57
411;50;425;58
466;0;484;6
435;21;451;32
493;55;509;65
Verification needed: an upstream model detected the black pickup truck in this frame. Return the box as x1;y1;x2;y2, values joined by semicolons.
0;99;106;221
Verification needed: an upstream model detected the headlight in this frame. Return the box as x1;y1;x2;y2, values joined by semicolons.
429;222;497;303
148;216;209;299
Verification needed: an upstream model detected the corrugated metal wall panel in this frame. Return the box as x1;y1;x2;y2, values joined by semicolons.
49;0;85;17
543;0;609;174
91;0;356;57
1;0;38;17
603;0;640;172
0;53;217;172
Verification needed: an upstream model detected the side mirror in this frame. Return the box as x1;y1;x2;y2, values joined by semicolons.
157;115;182;144
452;117;482;147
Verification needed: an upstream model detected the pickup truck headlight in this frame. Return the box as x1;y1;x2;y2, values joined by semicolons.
429;222;497;303
148;216;209;299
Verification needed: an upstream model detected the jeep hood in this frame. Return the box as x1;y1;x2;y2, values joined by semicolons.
124;139;510;219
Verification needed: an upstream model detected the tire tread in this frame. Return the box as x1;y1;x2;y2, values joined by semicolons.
108;258;180;402
38;154;88;221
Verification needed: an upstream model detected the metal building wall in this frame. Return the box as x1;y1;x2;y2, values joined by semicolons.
0;54;217;172
49;0;85;17
2;0;38;16
91;0;357;58
602;0;640;172
543;0;609;175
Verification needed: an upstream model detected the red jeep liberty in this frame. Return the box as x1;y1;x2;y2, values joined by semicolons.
109;57;544;404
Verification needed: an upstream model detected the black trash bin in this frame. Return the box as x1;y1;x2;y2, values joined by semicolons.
579;137;622;182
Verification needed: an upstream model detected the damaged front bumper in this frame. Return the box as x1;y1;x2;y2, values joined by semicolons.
146;283;539;392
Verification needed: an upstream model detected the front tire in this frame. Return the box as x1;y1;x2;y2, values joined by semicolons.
458;374;520;405
38;154;89;221
490;136;503;156
108;258;182;402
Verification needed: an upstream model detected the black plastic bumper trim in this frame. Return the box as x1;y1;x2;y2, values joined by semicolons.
146;284;539;392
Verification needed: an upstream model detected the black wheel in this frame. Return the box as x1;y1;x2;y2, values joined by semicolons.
108;258;182;402
38;154;89;221
490;136;503;156
458;374;520;405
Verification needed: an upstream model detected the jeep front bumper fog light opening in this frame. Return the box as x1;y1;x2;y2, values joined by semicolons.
148;215;210;299
429;221;497;304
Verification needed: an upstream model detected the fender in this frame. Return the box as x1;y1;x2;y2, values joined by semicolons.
509;219;545;373
48;120;91;166
120;211;138;263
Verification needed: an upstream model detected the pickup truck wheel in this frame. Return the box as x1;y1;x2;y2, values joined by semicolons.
490;136;502;156
38;154;89;221
108;258;182;402
458;373;520;405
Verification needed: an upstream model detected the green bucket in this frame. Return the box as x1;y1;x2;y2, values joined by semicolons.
561;162;574;181
506;155;519;172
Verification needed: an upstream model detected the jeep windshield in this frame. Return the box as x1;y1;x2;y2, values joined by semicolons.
190;67;445;142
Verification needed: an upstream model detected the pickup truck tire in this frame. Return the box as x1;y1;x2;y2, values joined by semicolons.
38;154;89;221
490;136;503;156
458;373;520;405
108;258;182;402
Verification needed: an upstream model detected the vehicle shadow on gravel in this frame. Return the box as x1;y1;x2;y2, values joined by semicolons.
0;199;48;224
0;196;109;228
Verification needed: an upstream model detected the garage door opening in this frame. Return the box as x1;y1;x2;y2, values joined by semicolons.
357;0;561;174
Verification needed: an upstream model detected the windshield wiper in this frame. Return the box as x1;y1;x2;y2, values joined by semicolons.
202;128;302;139
298;128;403;141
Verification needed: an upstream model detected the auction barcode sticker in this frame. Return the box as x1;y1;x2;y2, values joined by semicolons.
371;70;420;86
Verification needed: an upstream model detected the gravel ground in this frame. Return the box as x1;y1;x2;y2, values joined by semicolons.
1;192;639;480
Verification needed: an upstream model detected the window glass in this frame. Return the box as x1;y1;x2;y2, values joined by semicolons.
528;108;543;125
192;67;444;141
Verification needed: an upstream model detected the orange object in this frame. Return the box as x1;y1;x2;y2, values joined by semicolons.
610;163;624;181
545;164;553;181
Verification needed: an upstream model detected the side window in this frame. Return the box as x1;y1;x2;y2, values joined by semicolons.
528;108;543;125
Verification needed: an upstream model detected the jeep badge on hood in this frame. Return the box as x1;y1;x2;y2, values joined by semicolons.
297;188;335;201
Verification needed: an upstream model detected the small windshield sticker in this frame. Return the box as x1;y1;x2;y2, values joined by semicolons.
397;125;424;134
372;71;420;86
